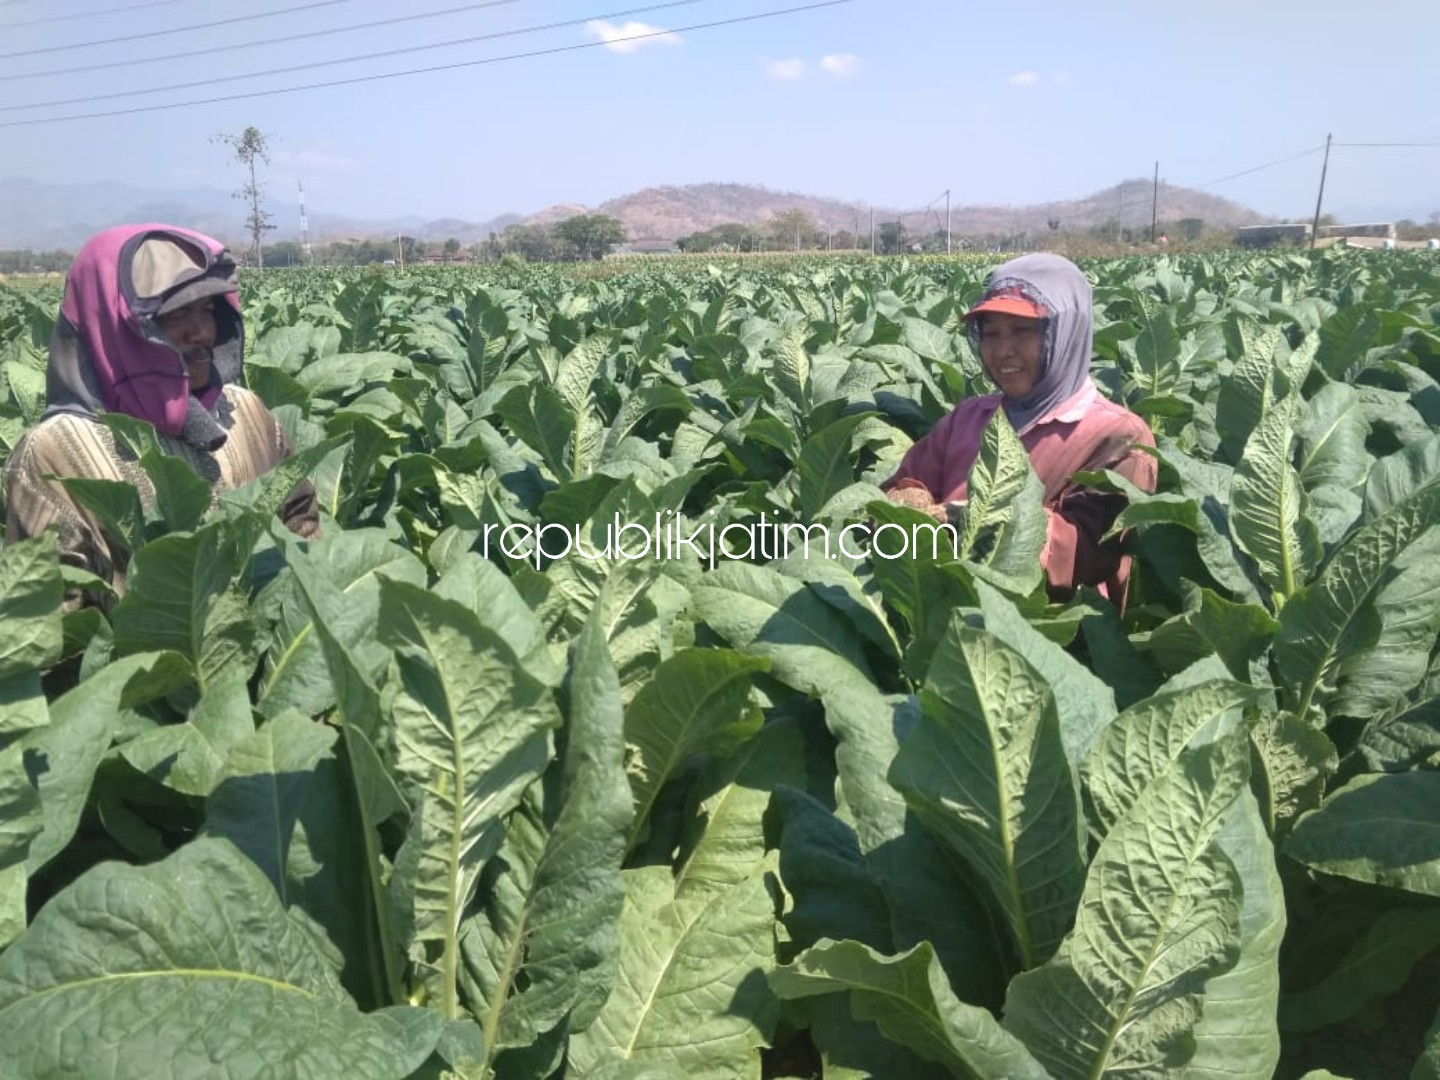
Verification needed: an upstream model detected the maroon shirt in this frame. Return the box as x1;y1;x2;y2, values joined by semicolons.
885;383;1157;606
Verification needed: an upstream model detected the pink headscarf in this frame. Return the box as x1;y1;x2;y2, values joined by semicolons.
45;224;243;450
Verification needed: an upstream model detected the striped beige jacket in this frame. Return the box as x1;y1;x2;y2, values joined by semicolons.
3;385;319;602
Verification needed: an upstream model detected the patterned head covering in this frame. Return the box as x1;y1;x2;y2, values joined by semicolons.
965;253;1093;433
44;224;244;451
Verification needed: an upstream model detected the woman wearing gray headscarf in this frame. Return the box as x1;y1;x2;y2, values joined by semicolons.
884;253;1156;608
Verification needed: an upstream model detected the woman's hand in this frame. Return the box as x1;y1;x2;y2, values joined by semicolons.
885;486;948;521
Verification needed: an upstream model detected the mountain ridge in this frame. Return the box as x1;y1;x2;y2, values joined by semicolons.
0;175;1279;251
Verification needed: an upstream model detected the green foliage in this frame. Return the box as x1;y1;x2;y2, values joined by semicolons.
0;249;1437;1077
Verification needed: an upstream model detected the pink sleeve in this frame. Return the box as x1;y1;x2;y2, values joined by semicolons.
882;398;995;502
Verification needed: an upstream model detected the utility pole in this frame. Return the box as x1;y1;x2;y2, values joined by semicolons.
396;232;405;271
1117;182;1124;244
870;207;876;255
945;189;951;255
1150;162;1159;243
1310;133;1333;249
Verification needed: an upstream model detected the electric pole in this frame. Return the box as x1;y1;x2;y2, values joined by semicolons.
945;189;951;255
1310;133;1332;249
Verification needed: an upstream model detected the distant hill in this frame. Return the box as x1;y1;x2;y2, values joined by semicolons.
571;180;1267;242
0;175;1273;251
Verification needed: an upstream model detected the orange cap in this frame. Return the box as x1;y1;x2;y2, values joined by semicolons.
962;286;1048;322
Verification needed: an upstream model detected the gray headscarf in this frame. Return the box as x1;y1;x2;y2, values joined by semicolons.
967;253;1093;433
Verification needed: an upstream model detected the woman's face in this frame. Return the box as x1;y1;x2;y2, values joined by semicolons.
978;312;1045;399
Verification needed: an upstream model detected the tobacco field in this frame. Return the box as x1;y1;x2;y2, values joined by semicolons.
0;250;1438;1079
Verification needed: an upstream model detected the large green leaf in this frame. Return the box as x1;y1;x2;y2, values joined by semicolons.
1133;300;1184;397
621;647;766;852
203;710;339;900
567;864;779;1080
0;838;440;1079
1279;905;1440;1034
1004;735;1249;1079
771;939;1049;1080
139;447;212;533
890;620;1085;969
0;534;62;684
1364;433;1440;520
0;535;63;738
1249;711;1336;836
1084;678;1263;832
1216;320;1281;463
1327;530;1440;720
1296;381;1372;492
1185;787;1286;1080
293;350;411;396
379;578;562;1019
673;717;807;906
770;319;812;414
692;561;1009;1000
793;411;872;520
283;542;408;1005
22;652;189;873
432;552;565;688
553;331;616;417
111;521;254;693
1229;394;1321;599
863;501;979;678
1276;477;1440;718
0;742;41;947
462;611;631;1059
690;561;888;835
1146;583;1279;685
952;407;1046;589
496;383;576;481
1284;771;1440;898
258;528;428;719
972;580;1118;768
789;995;953;1080
119;667;257;797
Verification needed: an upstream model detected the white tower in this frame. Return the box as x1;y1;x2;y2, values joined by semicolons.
299;181;312;266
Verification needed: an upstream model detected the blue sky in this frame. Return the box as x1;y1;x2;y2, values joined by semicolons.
2;0;1437;229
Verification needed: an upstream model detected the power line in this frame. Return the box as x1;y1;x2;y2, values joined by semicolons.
2;0;706;111
0;0;363;61
1334;141;1440;148
0;0;852;129
0;0;185;30
1191;145;1325;189
2;0;533;82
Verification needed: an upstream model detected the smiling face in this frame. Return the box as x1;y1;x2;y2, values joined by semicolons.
156;297;219;390
978;312;1046;399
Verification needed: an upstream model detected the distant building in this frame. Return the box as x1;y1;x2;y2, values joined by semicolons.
1235;223;1313;248
612;239;680;256
1318;222;1396;240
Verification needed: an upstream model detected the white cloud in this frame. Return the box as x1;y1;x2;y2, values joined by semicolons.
820;53;860;77
766;58;807;81
586;20;682;53
1008;70;1041;87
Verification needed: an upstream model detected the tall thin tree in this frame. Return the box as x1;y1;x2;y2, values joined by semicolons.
214;126;275;269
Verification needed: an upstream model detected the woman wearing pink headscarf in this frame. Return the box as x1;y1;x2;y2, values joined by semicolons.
3;224;318;603
884;253;1156;608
